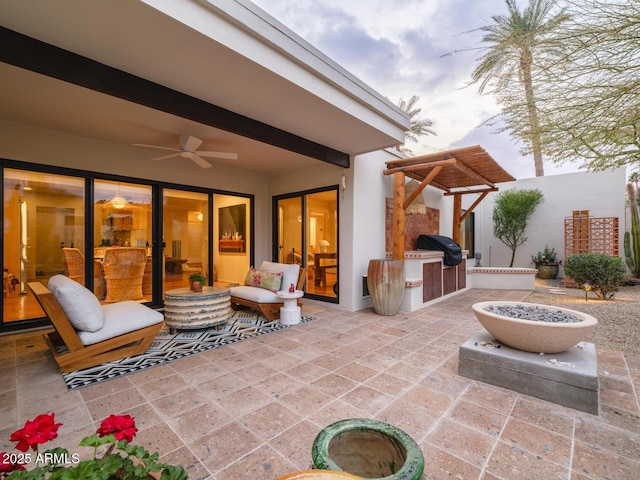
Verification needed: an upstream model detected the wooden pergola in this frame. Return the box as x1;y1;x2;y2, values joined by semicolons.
383;145;516;261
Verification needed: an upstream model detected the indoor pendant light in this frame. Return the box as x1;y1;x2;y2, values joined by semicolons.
111;183;127;209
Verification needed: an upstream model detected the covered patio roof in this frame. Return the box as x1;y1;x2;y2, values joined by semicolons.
383;145;516;259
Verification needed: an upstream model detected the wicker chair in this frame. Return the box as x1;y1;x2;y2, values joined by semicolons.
63;247;106;300
102;247;147;302
62;248;84;284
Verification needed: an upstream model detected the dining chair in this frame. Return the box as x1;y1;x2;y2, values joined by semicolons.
102;247;147;302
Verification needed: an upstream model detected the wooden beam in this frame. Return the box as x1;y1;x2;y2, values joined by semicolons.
443;187;498;196
452;194;462;245
383;158;456;176
402;166;443;210
450;159;495;188
460;191;491;222
392;172;405;261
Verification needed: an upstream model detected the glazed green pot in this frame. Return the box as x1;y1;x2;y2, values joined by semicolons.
536;263;559;279
311;419;424;480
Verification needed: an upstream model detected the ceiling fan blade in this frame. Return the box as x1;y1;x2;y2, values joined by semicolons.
151;153;182;161
191;154;212;169
133;143;181;153
196;151;239;160
180;134;203;152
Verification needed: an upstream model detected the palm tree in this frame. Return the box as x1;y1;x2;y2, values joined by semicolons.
396;95;436;154
471;0;570;176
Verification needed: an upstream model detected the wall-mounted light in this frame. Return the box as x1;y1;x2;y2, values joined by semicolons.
111;184;127;209
197;212;203;222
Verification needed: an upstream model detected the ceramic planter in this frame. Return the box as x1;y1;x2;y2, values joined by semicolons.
535;263;559;279
311;418;424;480
367;259;404;315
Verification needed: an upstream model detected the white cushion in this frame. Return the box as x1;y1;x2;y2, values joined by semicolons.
47;274;104;332
259;261;299;291
77;301;163;346
229;285;280;303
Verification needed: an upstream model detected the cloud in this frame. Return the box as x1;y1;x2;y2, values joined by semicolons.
251;0;583;179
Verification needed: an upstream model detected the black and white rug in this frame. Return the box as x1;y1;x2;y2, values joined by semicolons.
62;311;315;390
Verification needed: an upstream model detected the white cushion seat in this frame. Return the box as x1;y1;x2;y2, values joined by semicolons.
77;301;164;345
228;285;280;303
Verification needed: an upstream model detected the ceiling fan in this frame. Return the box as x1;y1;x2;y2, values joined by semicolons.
133;134;238;169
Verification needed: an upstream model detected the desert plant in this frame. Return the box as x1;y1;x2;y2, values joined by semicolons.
492;188;544;267
624;182;640;277
532;245;560;265
563;253;626;300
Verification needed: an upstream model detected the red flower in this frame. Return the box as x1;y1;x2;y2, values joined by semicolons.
9;413;62;452
96;415;137;443
0;453;27;475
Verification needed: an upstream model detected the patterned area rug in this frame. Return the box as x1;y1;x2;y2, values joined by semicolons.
62;311;315;390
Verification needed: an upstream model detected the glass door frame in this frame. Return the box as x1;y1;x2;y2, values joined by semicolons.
1;159;254;331
272;185;339;303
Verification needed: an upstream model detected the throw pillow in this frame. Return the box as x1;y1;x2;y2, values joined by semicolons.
244;267;283;293
47;274;104;332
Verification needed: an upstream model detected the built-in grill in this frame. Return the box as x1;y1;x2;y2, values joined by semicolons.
416;235;462;266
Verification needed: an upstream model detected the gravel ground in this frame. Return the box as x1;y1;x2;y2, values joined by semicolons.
523;277;640;355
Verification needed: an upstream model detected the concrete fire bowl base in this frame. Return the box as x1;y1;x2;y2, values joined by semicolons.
471;301;598;354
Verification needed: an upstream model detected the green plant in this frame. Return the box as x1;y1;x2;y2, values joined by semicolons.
532;245;560;265
492;188;544;267
624;182;640;277
1;412;187;479
563;253;626;300
188;272;207;284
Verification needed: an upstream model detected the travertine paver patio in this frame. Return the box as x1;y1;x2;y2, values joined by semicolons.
1;288;639;479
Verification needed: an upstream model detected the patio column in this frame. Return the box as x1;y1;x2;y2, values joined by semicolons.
452;193;462;245
392;172;405;261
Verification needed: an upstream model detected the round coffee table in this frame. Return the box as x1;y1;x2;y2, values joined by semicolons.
164;286;231;331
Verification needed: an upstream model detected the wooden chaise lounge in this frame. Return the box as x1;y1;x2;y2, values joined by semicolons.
229;261;306;321
29;275;164;373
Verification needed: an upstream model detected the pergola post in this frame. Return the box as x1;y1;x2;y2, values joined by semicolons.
392;172;405;261
452;194;462;245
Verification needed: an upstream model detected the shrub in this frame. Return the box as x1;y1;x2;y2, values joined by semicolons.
492;188;544;267
563;253;626;300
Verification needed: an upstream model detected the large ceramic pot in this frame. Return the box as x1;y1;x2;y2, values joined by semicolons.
535;263;559;279
367;259;404;316
471;301;598;353
312;418;424;480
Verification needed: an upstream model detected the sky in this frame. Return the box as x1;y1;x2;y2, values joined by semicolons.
250;0;584;180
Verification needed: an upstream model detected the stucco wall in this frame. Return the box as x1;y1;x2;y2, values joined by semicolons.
470;168;626;270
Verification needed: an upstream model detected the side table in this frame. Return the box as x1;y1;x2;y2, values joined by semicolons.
277;289;304;325
164;286;231;331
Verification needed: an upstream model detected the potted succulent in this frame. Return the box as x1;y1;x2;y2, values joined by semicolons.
188;272;207;292
532;245;561;279
0;412;187;479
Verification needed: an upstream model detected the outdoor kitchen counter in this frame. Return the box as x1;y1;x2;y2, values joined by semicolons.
385;250;469;312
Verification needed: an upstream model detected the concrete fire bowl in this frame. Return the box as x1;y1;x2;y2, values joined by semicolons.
471;301;598;354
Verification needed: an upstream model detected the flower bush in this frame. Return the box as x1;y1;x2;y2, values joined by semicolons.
532;245;561;265
1;412;187;479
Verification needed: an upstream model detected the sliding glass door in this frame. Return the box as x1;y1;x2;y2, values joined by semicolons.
274;187;338;301
2;165;253;330
3;169;85;322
